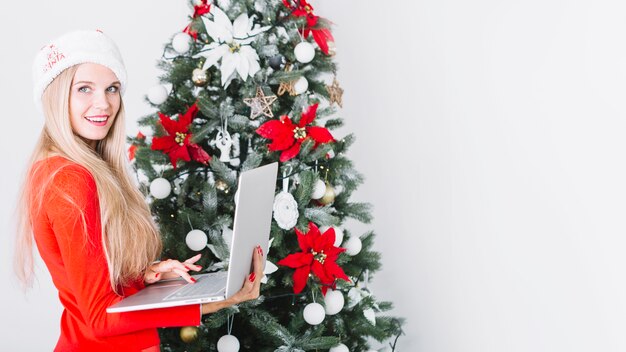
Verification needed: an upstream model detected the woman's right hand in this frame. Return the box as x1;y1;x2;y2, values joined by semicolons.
201;245;264;315
144;254;203;285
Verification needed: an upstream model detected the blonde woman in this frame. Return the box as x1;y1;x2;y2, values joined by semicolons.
15;30;263;351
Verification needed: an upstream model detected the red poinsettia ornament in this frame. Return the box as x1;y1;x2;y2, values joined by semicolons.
183;0;211;40
128;131;146;161
256;103;334;162
151;103;211;168
277;222;350;295
282;0;334;55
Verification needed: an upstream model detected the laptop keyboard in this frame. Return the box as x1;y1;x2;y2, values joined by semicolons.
163;271;228;301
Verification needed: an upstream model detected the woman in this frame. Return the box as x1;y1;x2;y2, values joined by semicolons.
14;30;263;351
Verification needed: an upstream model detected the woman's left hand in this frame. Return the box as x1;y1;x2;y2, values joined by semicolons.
144;254;203;285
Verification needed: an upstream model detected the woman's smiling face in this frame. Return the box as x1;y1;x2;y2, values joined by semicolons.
69;63;121;148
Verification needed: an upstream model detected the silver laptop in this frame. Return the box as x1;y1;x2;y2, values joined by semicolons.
107;162;278;313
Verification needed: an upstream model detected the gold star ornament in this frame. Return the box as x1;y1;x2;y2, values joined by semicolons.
243;87;278;119
326;77;344;108
277;79;296;96
277;63;297;97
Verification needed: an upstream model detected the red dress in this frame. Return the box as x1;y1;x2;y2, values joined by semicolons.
29;156;200;351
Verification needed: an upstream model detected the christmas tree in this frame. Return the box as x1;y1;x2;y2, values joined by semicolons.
129;0;404;350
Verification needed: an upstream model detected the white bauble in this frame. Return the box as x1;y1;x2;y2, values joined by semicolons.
185;229;208;251
323;289;345;315
333;227;344;247
303;302;325;325
217;334;240;352
293;76;309;95
148;85;168;105
311;179;326;199
344;236;362;256
222;226;233;251
172;32;191;54
329;344;349;352
150;178;171;199
172;178;184;195
294;42;315;63
319;226;344;248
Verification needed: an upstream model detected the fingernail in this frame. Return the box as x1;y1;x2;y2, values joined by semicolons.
191;277;197;283
155;273;160;278
184;265;191;270
249;273;256;282
257;245;263;256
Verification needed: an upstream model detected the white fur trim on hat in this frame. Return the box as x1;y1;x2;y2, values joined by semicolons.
32;29;127;112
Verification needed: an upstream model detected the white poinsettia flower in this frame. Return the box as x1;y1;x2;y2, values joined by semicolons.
262;238;278;284
195;6;270;87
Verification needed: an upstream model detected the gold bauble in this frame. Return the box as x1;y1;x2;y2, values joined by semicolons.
192;68;209;86
215;179;229;192
180;326;199;343
319;183;336;205
327;41;336;56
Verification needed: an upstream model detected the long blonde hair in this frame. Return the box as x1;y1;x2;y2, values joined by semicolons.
15;65;162;294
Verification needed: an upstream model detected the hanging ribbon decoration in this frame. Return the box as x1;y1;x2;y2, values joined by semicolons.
281;0;334;55
183;0;211;41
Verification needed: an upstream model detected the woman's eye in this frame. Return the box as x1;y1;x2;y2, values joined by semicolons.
78;86;90;93
107;86;119;93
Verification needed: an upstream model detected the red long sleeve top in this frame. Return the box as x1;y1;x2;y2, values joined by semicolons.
29;156;201;351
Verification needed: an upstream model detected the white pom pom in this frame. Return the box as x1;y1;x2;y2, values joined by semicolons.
293;76;309;95
344;236;362;256
329;343;349;352
294;42;315;63
303;302;325;325
217;334;240;352
150;178;171;199
172;32;191;54
324;289;345;315
148;85;168;105
319;226;344;247
185;229;208;251
311;179;326;199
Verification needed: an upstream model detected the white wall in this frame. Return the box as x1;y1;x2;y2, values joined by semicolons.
3;1;626;351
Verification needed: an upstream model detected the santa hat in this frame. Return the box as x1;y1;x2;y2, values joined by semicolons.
32;29;127;112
